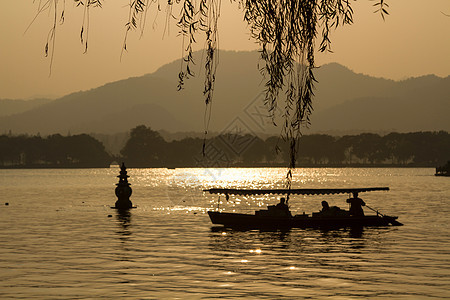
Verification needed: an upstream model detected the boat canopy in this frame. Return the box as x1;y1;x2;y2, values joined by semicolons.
204;187;389;196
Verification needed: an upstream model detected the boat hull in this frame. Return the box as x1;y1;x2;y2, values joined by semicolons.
208;211;400;229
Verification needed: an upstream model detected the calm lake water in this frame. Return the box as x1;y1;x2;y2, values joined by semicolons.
0;168;449;299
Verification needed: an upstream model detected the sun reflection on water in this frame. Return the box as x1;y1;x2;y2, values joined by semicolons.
118;167;395;216
249;249;262;254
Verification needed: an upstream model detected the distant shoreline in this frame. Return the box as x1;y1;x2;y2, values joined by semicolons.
0;164;437;169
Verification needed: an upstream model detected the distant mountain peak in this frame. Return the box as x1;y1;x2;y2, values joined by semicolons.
1;51;447;135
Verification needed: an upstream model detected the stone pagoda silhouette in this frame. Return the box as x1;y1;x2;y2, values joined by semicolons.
114;162;133;209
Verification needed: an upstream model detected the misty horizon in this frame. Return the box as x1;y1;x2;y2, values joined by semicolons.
2;56;449;102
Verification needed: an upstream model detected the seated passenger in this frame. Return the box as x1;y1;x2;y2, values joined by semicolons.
318;200;343;217
275;197;291;217
276;197;289;210
321;200;330;212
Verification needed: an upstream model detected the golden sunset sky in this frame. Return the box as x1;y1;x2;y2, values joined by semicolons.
1;0;449;99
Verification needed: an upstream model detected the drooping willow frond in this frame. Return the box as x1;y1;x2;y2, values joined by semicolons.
239;0;357;187
373;0;389;20
75;0;103;53
28;0;104;74
27;0;66;75
121;0;155;58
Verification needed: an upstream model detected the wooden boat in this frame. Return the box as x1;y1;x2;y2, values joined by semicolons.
204;187;402;229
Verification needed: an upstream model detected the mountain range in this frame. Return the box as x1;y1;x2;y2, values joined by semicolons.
1;50;449;137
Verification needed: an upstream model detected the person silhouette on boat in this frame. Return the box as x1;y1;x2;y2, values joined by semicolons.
275;197;292;217
347;192;366;217
276;197;289;210
321;200;330;212
318;200;344;216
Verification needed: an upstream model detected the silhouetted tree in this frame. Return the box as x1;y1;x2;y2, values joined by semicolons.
405;131;449;166
335;135;358;165
120;125;167;167
0;133;112;167
1;130;449;168
65;134;112;166
383;132;413;164
24;136;46;165
298;134;337;164
166;137;204;167
352;133;386;164
265;136;289;164
242;137;268;165
46;134;68;165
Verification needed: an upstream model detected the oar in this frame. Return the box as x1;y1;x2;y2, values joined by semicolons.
366;205;403;226
366;205;383;216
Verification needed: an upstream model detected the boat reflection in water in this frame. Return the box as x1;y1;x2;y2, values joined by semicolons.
205;187;402;230
209;226;380;254
211;225;366;238
207;225;396;283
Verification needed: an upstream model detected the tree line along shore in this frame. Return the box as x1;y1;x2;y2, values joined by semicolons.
0;126;448;168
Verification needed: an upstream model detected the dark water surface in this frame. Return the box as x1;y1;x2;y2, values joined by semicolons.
0;168;448;299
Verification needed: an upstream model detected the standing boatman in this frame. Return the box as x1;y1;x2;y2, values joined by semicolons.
347;192;365;217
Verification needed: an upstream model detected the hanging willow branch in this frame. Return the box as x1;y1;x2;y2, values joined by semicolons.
240;0;358;187
28;0;104;74
33;0;388;186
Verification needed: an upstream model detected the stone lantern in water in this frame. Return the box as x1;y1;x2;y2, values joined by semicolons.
115;162;133;209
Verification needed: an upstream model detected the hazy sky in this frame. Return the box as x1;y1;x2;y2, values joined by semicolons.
1;0;449;99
